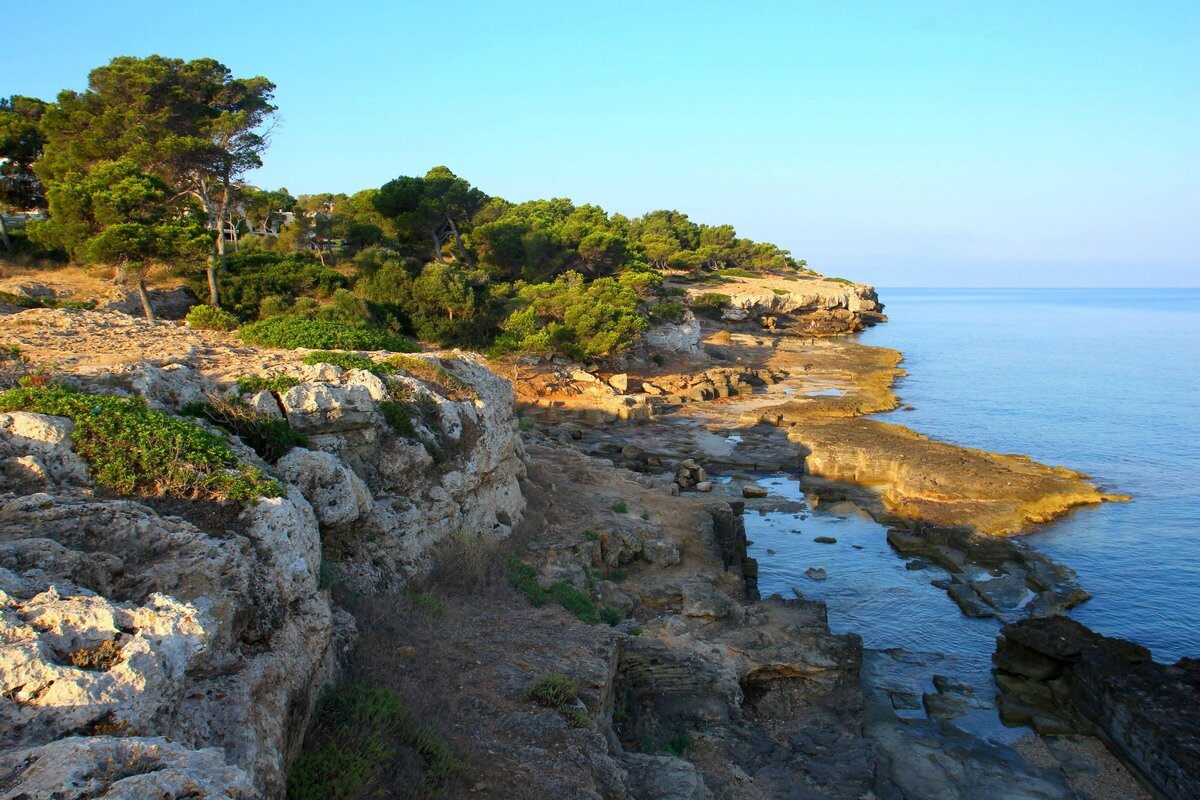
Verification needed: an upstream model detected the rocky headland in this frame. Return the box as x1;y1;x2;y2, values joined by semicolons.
0;272;1189;799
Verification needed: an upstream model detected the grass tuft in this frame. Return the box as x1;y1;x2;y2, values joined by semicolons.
286;682;464;800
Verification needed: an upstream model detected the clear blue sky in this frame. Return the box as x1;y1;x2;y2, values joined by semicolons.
4;1;1197;286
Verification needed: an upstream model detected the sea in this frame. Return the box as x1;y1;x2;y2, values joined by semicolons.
744;288;1199;715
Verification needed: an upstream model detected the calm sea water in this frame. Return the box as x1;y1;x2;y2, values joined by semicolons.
857;288;1200;662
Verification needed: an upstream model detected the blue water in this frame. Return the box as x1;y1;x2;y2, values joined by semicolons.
856;288;1200;662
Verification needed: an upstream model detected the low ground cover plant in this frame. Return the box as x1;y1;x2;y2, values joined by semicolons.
0;383;282;502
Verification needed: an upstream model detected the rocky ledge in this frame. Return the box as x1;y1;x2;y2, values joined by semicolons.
675;273;886;335
994;616;1200;800
0;309;526;796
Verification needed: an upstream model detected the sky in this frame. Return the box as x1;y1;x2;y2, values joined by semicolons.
3;1;1198;287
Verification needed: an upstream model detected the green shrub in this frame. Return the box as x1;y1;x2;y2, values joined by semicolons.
646;301;686;325
379;400;416;437
599;606;622;626
549;582;600;623
689;293;731;315
828;276;855;285
611;501;628;514
302;350;386;374
240;314;418;352
772;288;789;296
562;706;591;728
715;267;756;278
286;682;463;800
507;557;547;607
0;384;281;502
524;673;579;708
0;290;95;311
582;529;599;542
665;732;694;757
236;374;302;395
181;394;306;463
212;251;349;322
184;304;238;331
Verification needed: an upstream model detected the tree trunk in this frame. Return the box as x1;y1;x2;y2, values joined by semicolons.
0;214;11;253
447;217;476;268
430;226;444;262
136;275;156;323
206;250;220;306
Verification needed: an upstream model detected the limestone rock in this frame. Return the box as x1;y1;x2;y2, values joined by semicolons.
276;448;373;529
0;736;255;799
622;752;713;800
0;412;90;487
281;382;378;433
247;389;283;419
742;485;768;498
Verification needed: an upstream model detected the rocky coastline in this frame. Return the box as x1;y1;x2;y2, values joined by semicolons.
0;275;1192;799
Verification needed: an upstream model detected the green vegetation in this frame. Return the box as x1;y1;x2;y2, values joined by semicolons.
6;55;821;354
582;529;599;542
665;732;694;758
611;501;628;514
236;374;302;395
239;314;417;352
383;355;474;401
0;383;281;501
185;304;238;331
181;394;306;463
286;682;463;800
379;400;417;437
507;557;622;626
772;288;790;296
689;292;732;316
405;588;446;615
301;350;384;374
0;290;93;310
524;672;579;708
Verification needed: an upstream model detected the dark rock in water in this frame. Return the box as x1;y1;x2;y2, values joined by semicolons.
813;536;837;544
905;559;924;570
888;690;922;711
946;582;994;618
932;675;975;696
742;485;768;498
922;691;968;719
805;567;827;581
993;616;1200;800
970;573;1028;610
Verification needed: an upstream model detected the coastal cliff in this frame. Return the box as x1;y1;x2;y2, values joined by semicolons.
0;310;526;796
0;282;1182;799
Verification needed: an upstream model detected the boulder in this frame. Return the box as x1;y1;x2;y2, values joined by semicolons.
281;382;378;433
742;485;768;499
275;448;373;529
609;373;630;393
0;736;255;799
621;752;713;800
247;389;284;419
0;412;90;487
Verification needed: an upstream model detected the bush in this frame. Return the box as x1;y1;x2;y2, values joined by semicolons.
184;304;238;331
611;501;628;514
507;557;621;626
665;732;694;757
524;673;579;708
286;682;464;800
646;301;686;325
689;293;731;314
212;251;349;321
181;394;306;463
379;400;416;437
0;384;282;502
240;314;419;352
0;290;94;311
236;374;302;395
302;350;385;374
